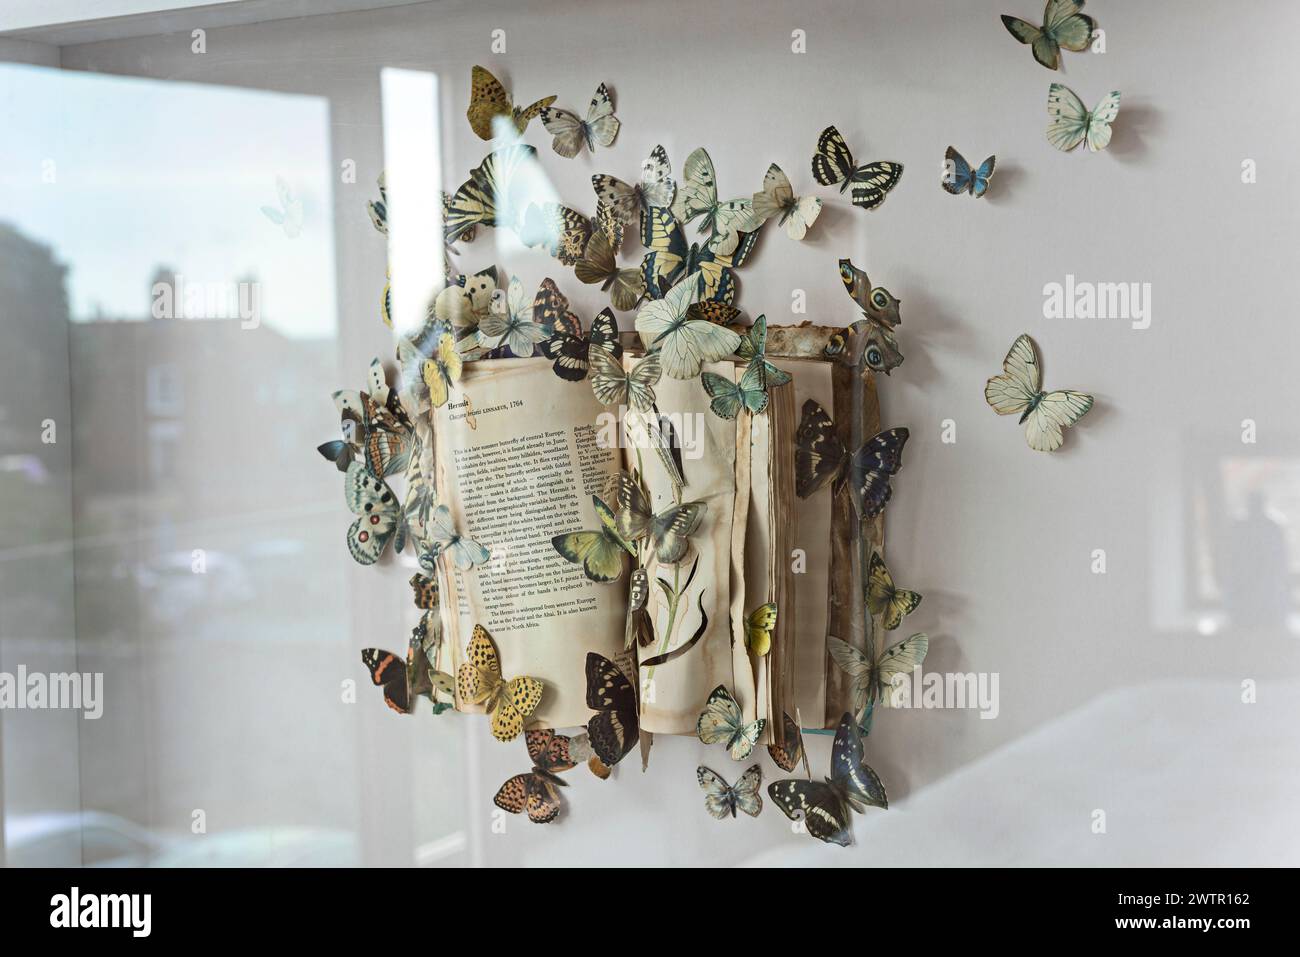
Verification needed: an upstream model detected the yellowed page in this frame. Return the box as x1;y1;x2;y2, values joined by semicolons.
633;363;738;734
744;406;773;734
770;359;834;727
432;359;626;729
728;406;756;725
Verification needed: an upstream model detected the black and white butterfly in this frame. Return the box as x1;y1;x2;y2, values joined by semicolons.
592;144;676;229
542;308;622;382
811;125;903;210
540;83;620;158
697;765;763;820
585;652;639;769
767;712;887;846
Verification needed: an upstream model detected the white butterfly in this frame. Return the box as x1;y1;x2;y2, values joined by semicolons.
634;273;741;379
752;163;822;240
1046;83;1121;152
424;505;490;571
672;147;765;256
344;462;405;565
477;275;545;357
590;347;661;413
540;83;620;158
592;144;676;227
984;333;1093;452
827;633;929;716
261;176;303;238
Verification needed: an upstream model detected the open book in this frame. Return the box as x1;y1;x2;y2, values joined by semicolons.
427;347;864;743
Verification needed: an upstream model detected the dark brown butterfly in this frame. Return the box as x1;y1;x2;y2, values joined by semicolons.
409;572;440;610
542;307;621;382
766;711;808;775
494;729;586;824
768;712;887;846
837;258;903;375
794;399;909;520
585;652;638;768
361;648;410;714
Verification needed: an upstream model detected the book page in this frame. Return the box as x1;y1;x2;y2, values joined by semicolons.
770;359;834;728
432;359;627;729
632;362;741;735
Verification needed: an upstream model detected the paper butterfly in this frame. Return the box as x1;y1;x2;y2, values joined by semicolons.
626;568;654;648
768;712;888;846
701;364;768;419
743;602;778;657
697;765;763;820
697;685;766;761
635;274;742;379
640;206;689;297
344;462;406;565
942;146;997;198
574;231;646;312
827;633;929;714
1001;0;1095;71
692;230;758;304
457;625;544;742
737;314;793;388
752;163;822;240
592;144;676;228
1046;84;1121;153
478;275;548;357
585;652;639;769
518;202;593;266
794;400;909;520
540;83;620;157
672;147;765;256
838;258;904;375
552;495;636;583
466;65;556;141
409;571;440;610
614;472;707;565
425;504;490;570
361;647;411;715
866;552;921;631
444;144;538;241
261;176;302;238
366;172;387;234
985;333;1093;451
493;729;586;824
688;301;741;326
767;711;808;775
543;307;621;382
316;438;354;473
398;334;463;412
811;126;903;210
590;347;661;413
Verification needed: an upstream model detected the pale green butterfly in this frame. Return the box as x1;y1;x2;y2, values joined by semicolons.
696;685;766;761
736;314;792;387
827;632;929;718
551;495;635;583
984;333;1093;451
672;147;766;256
634;272;741;379
701;363;768;419
1046;84;1121;153
1001;0;1095;71
478;275;546;357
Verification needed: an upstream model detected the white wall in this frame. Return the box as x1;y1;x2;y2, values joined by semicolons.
16;0;1299;864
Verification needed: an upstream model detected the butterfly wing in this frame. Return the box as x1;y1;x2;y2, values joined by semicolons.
829;712;888;811
701;371;744;420
876;633;929;705
447;535;491;571
826;636;876;708
811;125;854;187
768;778;854;846
943;146;973;195
1025;390;1094;451
674;147;719;225
794;398;846;497
591;174;641;224
649;501;707;564
457;625;503;706
467;65;512;139
344;463;401;565
640;144;676;208
972;155;997;197
697;766;736;819
540;106;586;158
489;675;544;742
1001;14;1058;69
1046;83;1091;152
731;764;764;817
784;195;822;240
744;602;778;656
361;648;410;714
583;82;620;149
866;552;922;630
729;717;765;761
707;200;764;257
696;684;743;747
985;334;1043;415
636;277;741;379
585;652;639;766
1085;90;1122;152
1044;0;1096;53
848;162;903;210
613;472;654;542
767;712;805;773
848;427;909;520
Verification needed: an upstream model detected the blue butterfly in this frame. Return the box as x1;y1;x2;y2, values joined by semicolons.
941;147;996;198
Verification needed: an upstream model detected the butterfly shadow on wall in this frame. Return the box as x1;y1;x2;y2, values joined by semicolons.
873;272;971;391
980;159;1024;208
1103;98;1158;163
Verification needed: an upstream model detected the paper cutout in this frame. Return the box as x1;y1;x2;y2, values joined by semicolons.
827;632;929;719
697;765;763;819
1046;84;1121;152
866;552;921;631
551;495;635;583
575;231;646;312
584;652;640;769
753;163;822;240
423;504;490;571
942;146;997;197
696;685;766;761
540;83;619;157
811;126;902;210
635;274;741;379
409;572;440;610
673;147;764;255
344;462;406;565
1001;1;1095;71
466;65;556;140
794;400;909;520
361;648;410;714
543;307;621;382
614;472;706;566
592;144;676;227
457;625;544;742
590;346;661;413
742;602;778;657
766;711;809;776
985;333;1093;451
838;259;904;375
494;729;585;823
768;712;887;846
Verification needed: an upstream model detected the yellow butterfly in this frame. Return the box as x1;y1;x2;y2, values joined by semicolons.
466;65;555;141
399;332;462;411
743;602;778;656
457;625;544;742
866;552;922;631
